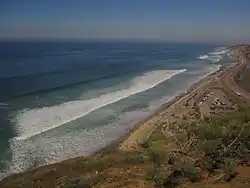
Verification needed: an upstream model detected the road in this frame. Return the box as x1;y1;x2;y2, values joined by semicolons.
220;56;250;105
120;52;250;152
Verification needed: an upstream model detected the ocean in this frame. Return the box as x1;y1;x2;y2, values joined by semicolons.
0;41;230;178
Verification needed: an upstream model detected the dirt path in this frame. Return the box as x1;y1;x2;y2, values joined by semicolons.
221;56;250;104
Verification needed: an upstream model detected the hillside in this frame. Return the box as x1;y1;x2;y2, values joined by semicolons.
1;108;250;188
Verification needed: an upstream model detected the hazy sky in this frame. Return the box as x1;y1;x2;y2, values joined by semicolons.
0;0;250;43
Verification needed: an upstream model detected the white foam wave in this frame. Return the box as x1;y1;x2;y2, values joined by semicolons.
1;109;149;178
197;47;228;63
198;55;209;60
12;69;186;140
208;50;228;55
208;56;223;63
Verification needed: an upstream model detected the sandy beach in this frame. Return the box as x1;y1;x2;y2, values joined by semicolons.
119;47;250;152
92;67;224;155
94;62;235;155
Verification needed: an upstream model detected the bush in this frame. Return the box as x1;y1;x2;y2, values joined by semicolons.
145;167;171;186
173;161;199;182
223;158;237;181
199;139;222;155
203;116;210;122
123;154;145;165
140;141;150;149
197;122;224;140
145;167;155;181
154;167;171;185
240;125;250;139
149;150;169;165
148;130;167;142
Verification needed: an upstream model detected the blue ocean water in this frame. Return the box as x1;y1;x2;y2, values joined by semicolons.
0;41;229;178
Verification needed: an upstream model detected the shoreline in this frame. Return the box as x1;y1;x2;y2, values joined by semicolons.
0;60;229;181
1;45;250;187
0;62;232;181
93;62;229;155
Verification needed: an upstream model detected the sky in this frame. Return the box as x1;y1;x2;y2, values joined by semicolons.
0;0;250;44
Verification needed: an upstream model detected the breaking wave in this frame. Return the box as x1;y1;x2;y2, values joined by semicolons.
198;47;229;63
12;69;186;141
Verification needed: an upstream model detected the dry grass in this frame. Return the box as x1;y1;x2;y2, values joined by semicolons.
1;111;250;187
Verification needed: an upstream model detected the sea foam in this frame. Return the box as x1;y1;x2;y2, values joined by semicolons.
12;69;186;140
198;47;229;63
198;55;209;60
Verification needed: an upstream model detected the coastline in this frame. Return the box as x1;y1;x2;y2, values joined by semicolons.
0;55;230;181
93;62;229;155
0;67;221;181
115;46;250;154
2;45;250;188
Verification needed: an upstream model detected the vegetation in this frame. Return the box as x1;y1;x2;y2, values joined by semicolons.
1;108;250;188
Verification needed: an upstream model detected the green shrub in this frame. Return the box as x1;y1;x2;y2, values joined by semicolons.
223;158;237;181
240;125;250;139
145;167;155;181
123;154;145;165
199;139;222;155
149;150;169;165
197;122;224;140
145;167;171;186
149;131;167;142
154;167;171;185
203;116;210;122
173;161;199;182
